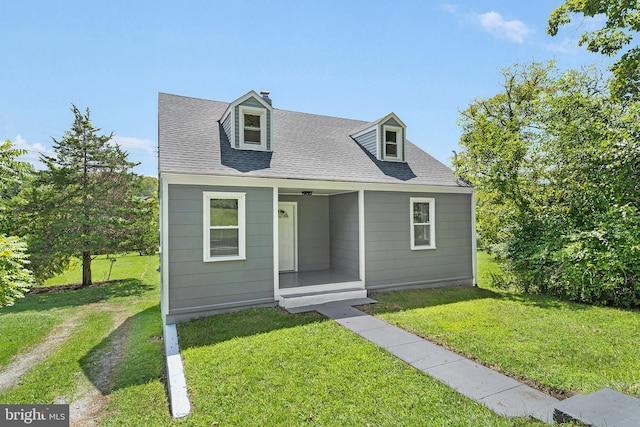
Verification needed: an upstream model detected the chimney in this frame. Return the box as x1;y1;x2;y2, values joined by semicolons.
260;90;272;106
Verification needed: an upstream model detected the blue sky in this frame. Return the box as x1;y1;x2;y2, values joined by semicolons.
2;1;607;177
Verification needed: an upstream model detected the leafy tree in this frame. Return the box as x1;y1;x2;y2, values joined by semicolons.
455;62;640;307
0;139;34;305
22;105;141;286
548;0;640;100
137;175;158;198
0;139;32;186
0;235;34;306
127;176;159;256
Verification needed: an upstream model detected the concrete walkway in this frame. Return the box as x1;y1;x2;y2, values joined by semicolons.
313;302;558;423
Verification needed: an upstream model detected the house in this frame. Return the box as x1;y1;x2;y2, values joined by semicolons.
158;90;476;324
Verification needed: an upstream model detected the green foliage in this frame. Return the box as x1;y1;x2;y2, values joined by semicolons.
0;140;34;305
0;235;34;306
130;200;159;256
0;139;32;187
550;205;640;307
17;105;144;285
455;62;640;307
126;176;159;256
136;175;157;198
548;0;640;100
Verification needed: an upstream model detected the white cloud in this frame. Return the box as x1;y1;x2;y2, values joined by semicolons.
13;134;53;170
440;3;458;14
113;136;158;176
475;11;532;43
112;135;156;157
9;134;157;174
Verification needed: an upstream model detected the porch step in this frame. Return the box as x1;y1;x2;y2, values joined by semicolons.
279;288;368;310
553;388;640;427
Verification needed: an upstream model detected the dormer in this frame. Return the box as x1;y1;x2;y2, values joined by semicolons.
351;112;406;162
220;90;273;151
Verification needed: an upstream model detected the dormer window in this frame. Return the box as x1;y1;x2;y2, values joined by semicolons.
351;112;406;163
382;124;403;161
220;90;273;152
239;106;267;149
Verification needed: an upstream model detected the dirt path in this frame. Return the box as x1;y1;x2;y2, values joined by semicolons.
66;306;131;427
0;311;84;392
0;303;133;427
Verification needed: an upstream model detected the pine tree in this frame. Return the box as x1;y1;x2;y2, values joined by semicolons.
27;105;141;286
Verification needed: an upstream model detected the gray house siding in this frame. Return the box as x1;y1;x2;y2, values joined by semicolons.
382;117;402;127
167;184;274;321
221;112;232;144
364;191;473;290
353;128;377;157
234;97;272;150
329;192;360;276
279;195;330;271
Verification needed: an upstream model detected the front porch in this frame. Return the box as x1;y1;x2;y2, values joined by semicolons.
273;188;366;309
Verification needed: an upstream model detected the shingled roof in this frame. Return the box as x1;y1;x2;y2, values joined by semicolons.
158;92;464;187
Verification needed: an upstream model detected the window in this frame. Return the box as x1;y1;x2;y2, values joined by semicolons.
410;197;435;250
382;125;403;161
239;106;267;150
203;192;246;262
243;113;261;144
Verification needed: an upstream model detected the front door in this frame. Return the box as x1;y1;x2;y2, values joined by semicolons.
278;202;297;272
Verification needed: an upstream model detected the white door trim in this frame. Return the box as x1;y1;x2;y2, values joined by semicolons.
277;201;298;272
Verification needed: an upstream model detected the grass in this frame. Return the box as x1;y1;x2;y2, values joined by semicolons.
0;253;168;425
106;306;542;426
477;249;502;287
0;254;157;368
44;253;159;286
361;252;640;398
174;309;540;426
0;309;114;403
1;250;635;425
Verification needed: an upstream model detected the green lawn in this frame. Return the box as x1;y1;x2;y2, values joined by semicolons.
171;309;539;427
105;307;543;426
45;253;159;286
361;252;640;399
2;251;633;425
0;253;168;425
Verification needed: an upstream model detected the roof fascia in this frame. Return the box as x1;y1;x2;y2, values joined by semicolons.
379;112;406;128
350;123;378;139
160;172;475;194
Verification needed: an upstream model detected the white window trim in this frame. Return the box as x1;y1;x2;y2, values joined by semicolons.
239;106;267;151
382;124;403;161
203;191;246;262
410;197;436;250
